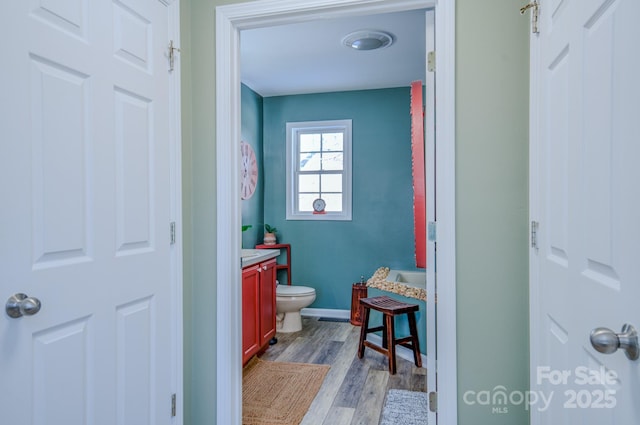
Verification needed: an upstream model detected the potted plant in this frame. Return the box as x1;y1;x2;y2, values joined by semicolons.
264;224;277;245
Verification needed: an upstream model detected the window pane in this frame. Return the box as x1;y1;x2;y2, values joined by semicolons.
299;133;320;152
322;133;343;151
323;194;343;212
298;193;318;212
321;174;342;192
322;152;343;170
299;174;320;192
286;119;351;220
300;152;321;171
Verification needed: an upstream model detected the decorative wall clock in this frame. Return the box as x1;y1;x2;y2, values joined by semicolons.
240;141;258;200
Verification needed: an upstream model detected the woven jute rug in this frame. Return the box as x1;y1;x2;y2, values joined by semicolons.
242;357;330;425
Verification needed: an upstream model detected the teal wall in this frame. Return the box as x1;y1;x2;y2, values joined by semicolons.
241;84;264;248
262;88;418;309
182;1;530;424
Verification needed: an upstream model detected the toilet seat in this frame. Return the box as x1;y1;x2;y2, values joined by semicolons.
276;285;315;296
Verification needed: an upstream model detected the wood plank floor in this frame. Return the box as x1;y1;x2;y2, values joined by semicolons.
256;316;427;425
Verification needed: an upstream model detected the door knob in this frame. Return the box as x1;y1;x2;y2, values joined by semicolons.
5;293;42;318
590;324;639;361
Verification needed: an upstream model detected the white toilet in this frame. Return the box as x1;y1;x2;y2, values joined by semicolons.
276;284;316;333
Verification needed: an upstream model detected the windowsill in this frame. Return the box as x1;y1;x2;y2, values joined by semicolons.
286;212;352;221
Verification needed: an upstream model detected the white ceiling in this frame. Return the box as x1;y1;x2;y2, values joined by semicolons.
240;9;428;97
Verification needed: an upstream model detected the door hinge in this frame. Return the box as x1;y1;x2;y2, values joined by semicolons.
428;221;437;242
429;391;438;412
427;51;435;72
520;1;539;34
170;221;176;245
531;220;539;249
168;40;180;72
171;393;177;417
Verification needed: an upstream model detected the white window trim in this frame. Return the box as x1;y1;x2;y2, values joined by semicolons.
285;119;352;221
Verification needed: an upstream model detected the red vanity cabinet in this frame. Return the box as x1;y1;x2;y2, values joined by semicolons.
242;265;260;363
242;258;277;364
258;259;277;346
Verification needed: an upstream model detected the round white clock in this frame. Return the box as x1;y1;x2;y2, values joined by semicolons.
312;198;326;213
240;141;258;200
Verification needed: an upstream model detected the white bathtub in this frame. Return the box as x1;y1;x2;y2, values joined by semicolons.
385;269;426;289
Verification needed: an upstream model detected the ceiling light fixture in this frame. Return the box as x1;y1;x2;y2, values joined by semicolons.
342;30;395;51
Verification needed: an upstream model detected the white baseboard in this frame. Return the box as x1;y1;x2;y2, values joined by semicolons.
301;307;350;319
301;308;427;365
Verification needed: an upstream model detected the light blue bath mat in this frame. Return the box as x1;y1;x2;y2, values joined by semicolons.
380;389;428;425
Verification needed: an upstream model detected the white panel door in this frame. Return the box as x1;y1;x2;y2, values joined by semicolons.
531;0;640;423
0;1;176;424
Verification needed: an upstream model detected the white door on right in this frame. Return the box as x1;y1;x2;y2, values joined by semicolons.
531;0;640;423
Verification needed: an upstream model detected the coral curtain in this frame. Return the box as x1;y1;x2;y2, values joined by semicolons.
411;81;426;268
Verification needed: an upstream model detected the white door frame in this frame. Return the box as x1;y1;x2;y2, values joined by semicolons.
215;1;456;424
528;14;541;425
168;1;184;423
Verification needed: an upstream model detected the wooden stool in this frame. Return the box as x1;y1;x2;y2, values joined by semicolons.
357;296;422;375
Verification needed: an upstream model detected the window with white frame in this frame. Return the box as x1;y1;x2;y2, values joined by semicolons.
286;120;352;220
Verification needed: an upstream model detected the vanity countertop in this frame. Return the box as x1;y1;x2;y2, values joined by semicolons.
241;248;280;268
